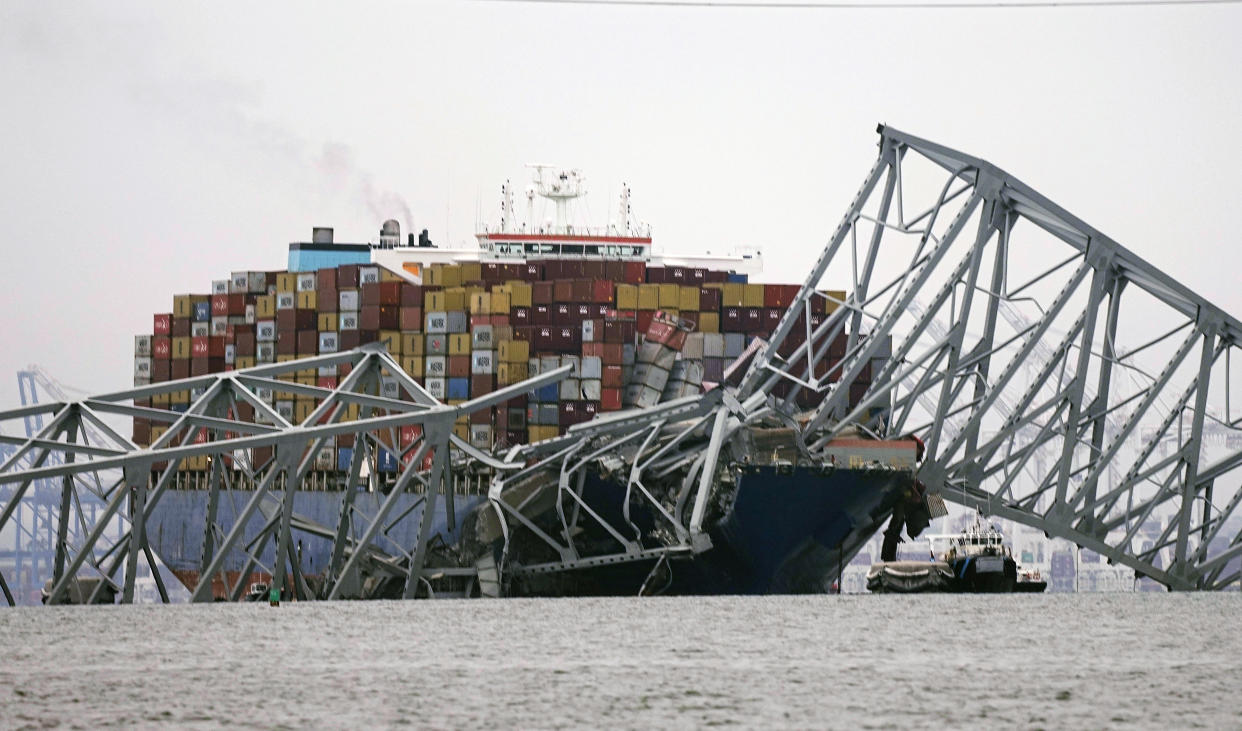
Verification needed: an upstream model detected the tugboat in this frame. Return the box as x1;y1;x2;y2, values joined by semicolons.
868;514;1031;593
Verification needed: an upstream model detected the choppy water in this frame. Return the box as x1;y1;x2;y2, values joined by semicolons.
2;594;1240;729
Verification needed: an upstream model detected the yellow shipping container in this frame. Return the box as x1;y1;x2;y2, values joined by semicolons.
296;290;317;310
498;361;529;385
295;400;314;424
491;290;511;313
507;282;533;308
317;313;338;332
743;284;765;308
498;339;529;363
235;355;255;370
152;391;170;406
169;390;189;405
637;284;660;311
379;266;403;283
678;286;699;312
402;355;423;378
616;284;638;310
445;288;467;312
469;292;492;315
172;295;196;318
698;312;720;333
821;289;846;314
721;283;745;307
171;336;191;360
658;283;679;309
441;265;463;288
453;423;470;439
255;295;276;319
276;272;297;293
380;330;402;354
449;333;471;355
297;373;316;386
460;262;482;282
401;332;423;355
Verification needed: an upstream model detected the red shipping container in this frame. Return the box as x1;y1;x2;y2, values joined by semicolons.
591;279;614;304
552;304;574;326
582;401;599;421
153;313;172;335
604;261;625;281
581;342;603;358
400;284;422;307
763;308;782;333
623;261;646;284
636;310;655;336
583;260;605;279
513;326;532;343
379;281;401;306
317;286;338;313
743;308;763;333
340;330;361;350
448;356;470;378
171;359;190;380
317;376;339;390
337;265;360;287
235;331;255;357
512;307;530;325
211;294;230;316
317;268;337;292
521;263;543;281
699;287;722;312
152;336;171;360
553;280;573;303
207;336;225;358
470;374;493;398
681;312;699;330
470;314;491;328
721;307;743;332
296;330;317;355
152;360;171;381
646;267;665;284
400;306;422;331
532;305;551;326
602;365;624;388
669;267;686;283
601;343;624;364
277;329;297;355
482;262;501;282
191;336;209;358
400;424;423;447
691;268;707;283
360;282;380;307
490;314;510;328
574;304;593;321
172;318;191;337
533;281;554;305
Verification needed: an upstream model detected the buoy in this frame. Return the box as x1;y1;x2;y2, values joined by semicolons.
269;587;279;607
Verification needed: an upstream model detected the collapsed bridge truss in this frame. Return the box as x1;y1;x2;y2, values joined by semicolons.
2;125;1240;604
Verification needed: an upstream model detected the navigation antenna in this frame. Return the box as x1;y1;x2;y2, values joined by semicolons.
527;165;586;234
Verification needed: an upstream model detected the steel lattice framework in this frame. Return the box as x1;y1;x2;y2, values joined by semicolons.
1;125;1240;605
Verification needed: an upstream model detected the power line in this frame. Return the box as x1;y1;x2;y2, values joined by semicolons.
479;0;1242;9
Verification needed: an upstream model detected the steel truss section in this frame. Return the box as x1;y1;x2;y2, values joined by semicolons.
2;126;1240;603
735;125;1242;590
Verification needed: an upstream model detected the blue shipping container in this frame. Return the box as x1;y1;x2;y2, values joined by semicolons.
192;301;212;322
378;449;398;472
532;383;558;402
726;272;749;284
337;447;354;472
447;377;470;400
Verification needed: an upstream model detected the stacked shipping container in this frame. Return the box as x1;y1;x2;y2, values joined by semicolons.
133;258;877;473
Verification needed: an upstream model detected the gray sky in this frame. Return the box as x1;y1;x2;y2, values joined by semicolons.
1;0;1240;413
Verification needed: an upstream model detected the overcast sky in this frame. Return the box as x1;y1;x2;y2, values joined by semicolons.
1;0;1240;415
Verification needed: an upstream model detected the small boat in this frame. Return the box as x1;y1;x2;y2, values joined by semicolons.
869;515;1033;593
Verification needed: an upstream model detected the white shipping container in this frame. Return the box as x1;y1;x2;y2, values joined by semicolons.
558;378;581;401
211;317;228;336
360;266;380;284
582;320;597;342
230;272;249;293
254;386;274;402
470;425;493;450
224;344;236;365
339;290;360;311
317;364;338;377
683;333;705;360
318;332;339;353
724;333;746;358
622;343;636;365
133;375;151;387
425;377;447;400
315;447;335;470
527;357;540;375
580;356;602;380
245;304;256;325
425;334;447;355
425;356;447;377
134;335;152;357
212;279;229;295
471;324;494;349
275;400;295;422
703;333;725;358
297;273;316;292
471;350;495;375
380;377;400;400
444;311;468;333
276;292;295;310
539;404;558;424
191;322;209;337
256;343;275;363
256;320;276;342
580;379;602;401
540;355;560;373
560;355;580;377
247;271;267;293
133;357;152;378
426;311;448;334
338;311;359;330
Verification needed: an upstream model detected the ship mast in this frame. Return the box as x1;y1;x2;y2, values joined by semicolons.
528;165;585;234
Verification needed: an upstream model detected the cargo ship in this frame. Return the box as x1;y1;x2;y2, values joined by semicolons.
131;167;926;599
